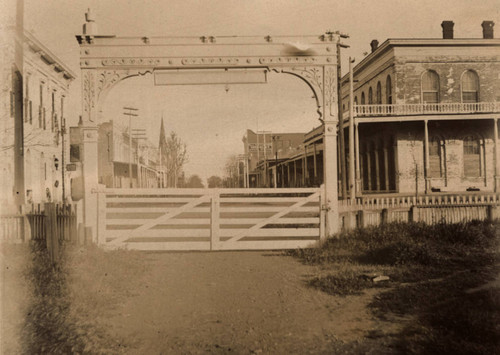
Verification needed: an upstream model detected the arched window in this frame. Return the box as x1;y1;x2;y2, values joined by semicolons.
354;96;358;105
463;135;481;177
421;70;440;103
461;70;479;103
386;75;392;104
368;87;373;104
361;92;365;105
429;136;444;178
376;82;382;104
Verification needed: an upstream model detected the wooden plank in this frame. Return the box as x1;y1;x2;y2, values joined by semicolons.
106;197;201;203
215;239;318;251
101;187;320;195
119;241;211;251
105;228;318;239
106;229;210;238
219;228;319;237
106;207;211;213
220;217;319;224
108;194;211;245
220;197;310;203
219;206;319;213
106;218;211;225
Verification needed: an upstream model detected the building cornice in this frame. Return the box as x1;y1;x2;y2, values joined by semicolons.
341;38;500;84
22;30;76;80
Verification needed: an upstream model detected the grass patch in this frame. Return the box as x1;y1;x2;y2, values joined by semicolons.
20;242;149;354
289;220;500;354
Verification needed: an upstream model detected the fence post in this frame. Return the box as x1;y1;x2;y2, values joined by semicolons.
320;186;326;240
210;190;220;250
21;204;30;242
381;208;388;225
410;206;419;223
358;210;365;228
487;205;499;222
97;191;106;245
44;203;59;265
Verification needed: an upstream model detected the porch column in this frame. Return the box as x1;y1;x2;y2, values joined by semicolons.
374;148;380;191
287;163;291;187
383;146;390;191
424;119;430;193
313;142;318;183
355;122;361;195
495;118;500;191
302;152;306;186
304;145;308;186
293;159;297;187
366;151;372;191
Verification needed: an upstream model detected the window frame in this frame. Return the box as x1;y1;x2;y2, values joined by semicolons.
461;70;480;103
421;70;440;104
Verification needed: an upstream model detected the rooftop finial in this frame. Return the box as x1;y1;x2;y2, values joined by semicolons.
85;8;95;22
83;8;98;35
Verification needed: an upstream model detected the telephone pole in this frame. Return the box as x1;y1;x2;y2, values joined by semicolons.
123;107;138;188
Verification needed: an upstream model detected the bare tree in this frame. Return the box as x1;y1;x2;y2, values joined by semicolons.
224;155;243;188
161;131;188;187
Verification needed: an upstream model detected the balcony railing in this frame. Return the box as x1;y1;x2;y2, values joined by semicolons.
342;102;500;119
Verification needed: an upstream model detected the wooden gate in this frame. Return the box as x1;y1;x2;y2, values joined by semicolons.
97;187;323;251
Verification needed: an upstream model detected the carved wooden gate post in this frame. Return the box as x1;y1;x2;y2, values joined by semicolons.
322;66;340;235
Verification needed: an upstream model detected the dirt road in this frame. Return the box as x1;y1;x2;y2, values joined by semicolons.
99;251;394;354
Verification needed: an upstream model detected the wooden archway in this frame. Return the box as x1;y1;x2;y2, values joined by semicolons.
76;11;343;239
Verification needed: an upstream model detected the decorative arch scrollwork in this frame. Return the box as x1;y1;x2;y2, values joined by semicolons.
82;69;153;122
277;65;337;123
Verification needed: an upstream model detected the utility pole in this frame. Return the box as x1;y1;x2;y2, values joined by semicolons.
349;57;356;200
123;107;138;188
337;40;347;200
132;128;146;187
61;118;66;201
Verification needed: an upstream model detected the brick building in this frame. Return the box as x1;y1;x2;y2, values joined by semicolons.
339;20;500;196
242;129;304;187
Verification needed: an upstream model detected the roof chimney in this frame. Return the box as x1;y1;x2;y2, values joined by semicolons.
370;39;379;53
482;21;494;39
441;21;454;39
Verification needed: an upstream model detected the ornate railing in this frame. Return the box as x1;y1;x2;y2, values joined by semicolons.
345;102;500;118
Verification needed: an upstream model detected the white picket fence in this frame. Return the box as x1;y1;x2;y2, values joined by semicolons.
338;192;500;229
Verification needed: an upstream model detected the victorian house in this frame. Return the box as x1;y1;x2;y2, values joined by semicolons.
339;20;500;196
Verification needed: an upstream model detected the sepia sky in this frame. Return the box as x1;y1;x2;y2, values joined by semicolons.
12;0;500;182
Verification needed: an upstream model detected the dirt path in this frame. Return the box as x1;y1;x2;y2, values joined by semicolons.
99;251;396;354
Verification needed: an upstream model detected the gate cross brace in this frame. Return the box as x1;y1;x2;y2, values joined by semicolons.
108;194;211;245
223;191;320;244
